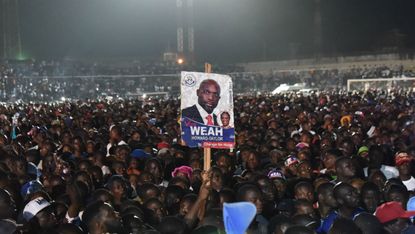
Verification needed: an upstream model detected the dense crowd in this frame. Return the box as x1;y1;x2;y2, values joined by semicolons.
0;90;415;233
2;59;415;101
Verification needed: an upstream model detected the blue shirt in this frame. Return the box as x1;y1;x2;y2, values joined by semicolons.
317;207;365;234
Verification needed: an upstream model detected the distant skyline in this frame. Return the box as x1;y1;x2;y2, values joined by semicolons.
16;0;415;63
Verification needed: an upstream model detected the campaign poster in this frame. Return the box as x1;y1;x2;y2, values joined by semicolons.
181;71;235;148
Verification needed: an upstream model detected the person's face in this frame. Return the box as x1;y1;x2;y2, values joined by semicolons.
296;204;316;218
86;143;95;154
146;201;165;222
295;187;314;202
338;159;356;178
273;179;286;199
339;186;359;208
370;173;386;191
243;190;263;214
211;170;223;191
197;81;220;114
36;208;57;229
111;181;125;198
102;205;124;233
257;179;276;202
179;200;193;216
362;189;379;213
388;192;407;208
146;161;161;179
216;156;231;174
323;154;336;170
398;162;411;176
116;149;129;162
297;163;312;179
246;152;259;170
221;113;230;126
321;189;337;208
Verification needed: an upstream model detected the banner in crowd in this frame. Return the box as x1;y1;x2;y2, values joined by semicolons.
180;71;235;148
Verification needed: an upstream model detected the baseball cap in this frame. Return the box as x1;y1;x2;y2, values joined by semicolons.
395;152;412;166
23;197;52;221
284;156;299;167
267;169;286;180
375;201;415;223
357;146;369;157
130;149;150;159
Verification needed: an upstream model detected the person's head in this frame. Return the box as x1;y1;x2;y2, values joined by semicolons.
197;79;221;114
144;159;163;183
368;170;387;191
333;182;359;209
82;201;123;234
328;217;362;234
106;176;128;200
109;125;123;142
144;198;166;224
220;111;230;127
294;199;316;218
294;181;314;202
361;182;381;213
375;201;415;234
164;185;185;214
395;152;412;177
179;193;197;217
297;161;312;179
350;178;365;194
353;212;382;234
215;152;232;174
385;185;409;209
335;157;356;182
137;183;161;204
317;182;337;209
23;197;57;229
256;175;277;202
237;184;263;214
246;150;260;171
157;216;187;234
268;214;293;234
368;145;385;167
91;189;115;207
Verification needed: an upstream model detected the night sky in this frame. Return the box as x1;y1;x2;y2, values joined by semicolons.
18;0;415;63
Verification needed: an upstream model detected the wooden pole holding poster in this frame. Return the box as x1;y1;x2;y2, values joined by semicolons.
204;63;212;171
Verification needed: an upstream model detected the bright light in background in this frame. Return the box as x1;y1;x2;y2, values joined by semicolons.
142;94;147;99
177;58;184;65
61;97;66;101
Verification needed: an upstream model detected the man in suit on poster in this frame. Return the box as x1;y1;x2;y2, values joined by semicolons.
182;79;221;126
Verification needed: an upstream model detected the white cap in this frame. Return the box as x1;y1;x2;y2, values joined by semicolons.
23;197;51;221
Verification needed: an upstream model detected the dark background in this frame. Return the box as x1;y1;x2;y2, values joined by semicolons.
18;0;415;62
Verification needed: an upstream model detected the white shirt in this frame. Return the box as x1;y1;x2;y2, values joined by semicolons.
196;102;217;125
402;176;415;191
364;165;399;179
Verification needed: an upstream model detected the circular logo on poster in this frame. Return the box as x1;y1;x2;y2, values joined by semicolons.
183;74;196;87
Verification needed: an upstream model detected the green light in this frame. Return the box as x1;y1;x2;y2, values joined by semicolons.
16;52;28;61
